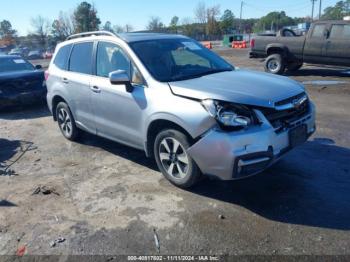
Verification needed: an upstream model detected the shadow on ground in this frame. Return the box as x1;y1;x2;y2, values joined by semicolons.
286;68;350;78
78;132;158;172
190;138;350;231
0;138;21;169
0;103;50;120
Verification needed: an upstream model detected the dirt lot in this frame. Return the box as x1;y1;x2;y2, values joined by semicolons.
1;49;350;257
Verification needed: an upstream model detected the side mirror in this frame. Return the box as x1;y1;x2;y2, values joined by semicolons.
109;70;134;93
35;65;42;70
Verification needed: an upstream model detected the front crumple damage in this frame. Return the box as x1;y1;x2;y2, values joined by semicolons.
187;102;316;180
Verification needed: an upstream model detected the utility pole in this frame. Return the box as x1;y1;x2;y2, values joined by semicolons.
311;0;317;21
319;0;322;20
239;1;244;33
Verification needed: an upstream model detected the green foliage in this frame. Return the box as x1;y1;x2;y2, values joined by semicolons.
220;9;235;34
0;20;16;38
322;0;350;20
73;1;101;33
253;11;295;33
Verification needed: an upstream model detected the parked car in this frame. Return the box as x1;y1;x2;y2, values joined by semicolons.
43;50;54;59
8;48;23;57
46;31;316;188
27;50;43;60
0;55;46;109
250;20;350;74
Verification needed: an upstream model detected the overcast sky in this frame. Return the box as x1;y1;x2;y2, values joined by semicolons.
1;0;339;35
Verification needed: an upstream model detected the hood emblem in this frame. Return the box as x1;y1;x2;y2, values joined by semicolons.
292;96;307;109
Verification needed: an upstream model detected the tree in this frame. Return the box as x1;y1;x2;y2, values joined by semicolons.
220;9;235;34
206;5;221;37
31;15;51;47
170;16;179;33
102;21;114;32
113;25;125;33
253;11;295;33
124;24;134;32
52;11;74;41
147;16;164;32
0;20;16;39
322;0;350;20
194;2;207;24
73;1;101;33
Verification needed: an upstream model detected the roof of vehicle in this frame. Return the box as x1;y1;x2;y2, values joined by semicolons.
118;33;189;43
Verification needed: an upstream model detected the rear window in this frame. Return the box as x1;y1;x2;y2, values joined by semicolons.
53;44;72;70
330;24;350;39
0;57;34;72
69;42;93;74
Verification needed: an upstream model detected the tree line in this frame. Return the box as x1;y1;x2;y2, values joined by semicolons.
1;0;349;49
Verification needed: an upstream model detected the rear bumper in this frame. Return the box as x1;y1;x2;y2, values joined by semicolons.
0;89;46;109
249;51;266;59
187;102;316;180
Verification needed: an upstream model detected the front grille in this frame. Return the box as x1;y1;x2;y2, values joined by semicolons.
260;94;310;133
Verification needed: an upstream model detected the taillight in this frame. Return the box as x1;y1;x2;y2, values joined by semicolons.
250;38;255;49
44;70;49;81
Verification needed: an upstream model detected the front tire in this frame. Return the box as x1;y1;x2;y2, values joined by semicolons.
154;129;201;188
56;102;79;141
264;54;286;75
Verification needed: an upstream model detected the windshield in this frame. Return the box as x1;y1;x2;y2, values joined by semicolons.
0;57;34;73
130;38;234;82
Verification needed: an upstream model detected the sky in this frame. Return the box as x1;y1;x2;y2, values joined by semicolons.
0;0;339;35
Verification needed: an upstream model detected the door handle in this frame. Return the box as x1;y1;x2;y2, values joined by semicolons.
90;85;101;93
62;78;69;84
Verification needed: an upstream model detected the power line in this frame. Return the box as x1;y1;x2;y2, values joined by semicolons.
311;0;318;21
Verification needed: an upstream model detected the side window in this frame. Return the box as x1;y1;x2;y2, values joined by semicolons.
96;41;143;85
311;24;326;38
53;44;72;70
330;25;343;38
330;24;350;39
69;42;93;74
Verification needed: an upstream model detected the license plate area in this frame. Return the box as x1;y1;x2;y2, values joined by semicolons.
289;125;307;148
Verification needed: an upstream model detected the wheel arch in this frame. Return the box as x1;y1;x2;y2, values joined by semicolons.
145;118;195;158
51;95;68;121
266;44;289;57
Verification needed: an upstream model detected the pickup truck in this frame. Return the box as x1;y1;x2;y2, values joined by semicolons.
250;20;350;74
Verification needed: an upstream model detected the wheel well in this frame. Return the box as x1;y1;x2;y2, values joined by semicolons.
146;120;193;158
51;96;67;121
267;47;285;56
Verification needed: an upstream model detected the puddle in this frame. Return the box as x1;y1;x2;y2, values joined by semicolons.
302;80;348;85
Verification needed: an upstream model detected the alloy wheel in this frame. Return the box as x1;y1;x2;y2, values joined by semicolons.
57;108;72;137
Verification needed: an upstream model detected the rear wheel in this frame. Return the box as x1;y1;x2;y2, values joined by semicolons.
264;54;286;75
56;102;79;141
154;129;201;188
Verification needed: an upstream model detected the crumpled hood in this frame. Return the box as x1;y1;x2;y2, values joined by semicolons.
168;69;305;108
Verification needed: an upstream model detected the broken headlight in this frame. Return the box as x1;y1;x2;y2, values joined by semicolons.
201;99;257;130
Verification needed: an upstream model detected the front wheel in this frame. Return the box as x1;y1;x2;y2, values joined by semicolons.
264;54;286;75
154;129;201;188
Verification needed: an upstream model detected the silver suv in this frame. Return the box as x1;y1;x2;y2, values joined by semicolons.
46;31;316;188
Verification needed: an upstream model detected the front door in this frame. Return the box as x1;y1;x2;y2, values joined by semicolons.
303;23;328;64
91;41;147;149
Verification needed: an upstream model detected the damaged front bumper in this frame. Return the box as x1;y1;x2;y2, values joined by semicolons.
187;102;316;180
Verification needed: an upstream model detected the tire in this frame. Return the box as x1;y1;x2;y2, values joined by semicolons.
264;54;286;75
287;62;303;72
56;102;79;141
154;129;201;188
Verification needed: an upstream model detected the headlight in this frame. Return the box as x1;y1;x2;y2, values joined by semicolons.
201;99;256;129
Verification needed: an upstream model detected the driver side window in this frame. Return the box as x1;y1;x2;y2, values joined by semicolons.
96;41;144;85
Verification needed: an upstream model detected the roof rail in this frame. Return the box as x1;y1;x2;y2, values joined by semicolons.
66;31;117;41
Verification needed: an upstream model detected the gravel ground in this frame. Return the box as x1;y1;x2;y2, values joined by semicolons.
1;49;350;257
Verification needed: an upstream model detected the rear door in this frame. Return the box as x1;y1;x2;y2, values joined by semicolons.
65;41;96;133
303;23;328;64
325;23;350;66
